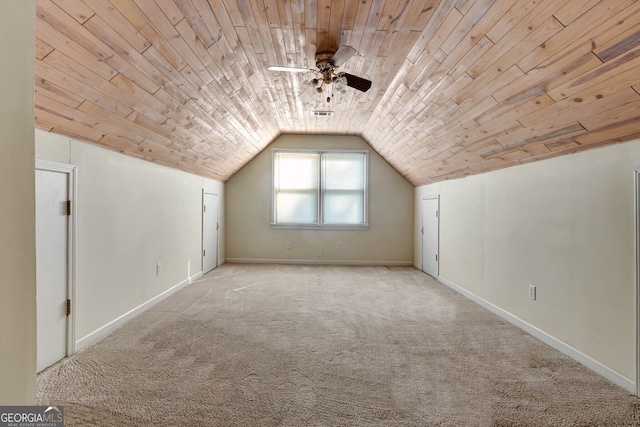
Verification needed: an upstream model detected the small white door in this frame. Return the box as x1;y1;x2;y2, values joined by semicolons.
202;192;219;274
36;169;69;372
421;197;439;278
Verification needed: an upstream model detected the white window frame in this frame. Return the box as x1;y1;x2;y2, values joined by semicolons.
271;148;369;230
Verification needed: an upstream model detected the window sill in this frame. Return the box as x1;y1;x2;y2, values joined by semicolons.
270;224;369;231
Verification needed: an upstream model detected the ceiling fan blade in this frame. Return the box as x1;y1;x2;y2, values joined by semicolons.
331;45;357;67
268;66;315;73
343;73;372;92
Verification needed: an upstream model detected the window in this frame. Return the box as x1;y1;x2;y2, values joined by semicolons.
272;149;368;229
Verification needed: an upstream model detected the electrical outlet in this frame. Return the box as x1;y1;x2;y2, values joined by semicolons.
528;284;536;300
336;242;341;250
317;250;322;257
286;240;292;249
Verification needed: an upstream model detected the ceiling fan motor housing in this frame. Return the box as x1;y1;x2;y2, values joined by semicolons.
316;51;336;84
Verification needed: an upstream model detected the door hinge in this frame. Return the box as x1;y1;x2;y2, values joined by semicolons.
204;205;206;212
435;254;438;262
66;299;71;316
436;210;438;218
216;223;219;231
203;249;206;257
421;227;424;234
66;200;71;216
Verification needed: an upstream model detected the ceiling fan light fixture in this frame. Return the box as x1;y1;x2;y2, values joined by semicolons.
305;78;321;91
333;74;348;94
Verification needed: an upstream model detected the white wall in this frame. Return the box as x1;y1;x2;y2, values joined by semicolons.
226;134;414;264
35;130;225;347
415;140;640;388
0;0;37;404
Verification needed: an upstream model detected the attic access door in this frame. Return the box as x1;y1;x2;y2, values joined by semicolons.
421;196;439;278
36;161;76;372
202;191;219;275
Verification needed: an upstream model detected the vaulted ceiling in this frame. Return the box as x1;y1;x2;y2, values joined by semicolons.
34;0;640;185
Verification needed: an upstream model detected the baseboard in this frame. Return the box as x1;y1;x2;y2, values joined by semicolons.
189;271;204;282
437;275;635;394
75;272;202;352
225;258;414;266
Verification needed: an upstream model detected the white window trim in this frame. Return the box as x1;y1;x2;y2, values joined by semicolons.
271;148;369;230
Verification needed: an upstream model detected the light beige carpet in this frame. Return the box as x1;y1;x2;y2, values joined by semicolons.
38;264;639;426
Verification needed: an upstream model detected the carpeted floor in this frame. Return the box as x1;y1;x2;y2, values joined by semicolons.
37;264;639;426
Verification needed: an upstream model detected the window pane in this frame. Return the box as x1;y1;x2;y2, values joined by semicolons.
323;153;365;224
276;190;317;223
274;152;318;223
323;190;363;224
324;153;365;190
276;152;319;190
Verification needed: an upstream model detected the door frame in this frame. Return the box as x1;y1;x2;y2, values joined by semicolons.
421;195;440;278
202;190;219;274
634;170;640;396
36;159;77;357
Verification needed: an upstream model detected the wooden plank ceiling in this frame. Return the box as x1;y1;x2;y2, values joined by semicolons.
34;0;640;185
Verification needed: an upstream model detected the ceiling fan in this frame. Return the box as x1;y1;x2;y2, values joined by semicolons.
268;46;372;101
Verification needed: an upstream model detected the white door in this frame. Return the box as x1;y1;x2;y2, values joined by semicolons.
421;197;439;278
203;192;219;274
36;168;69;372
